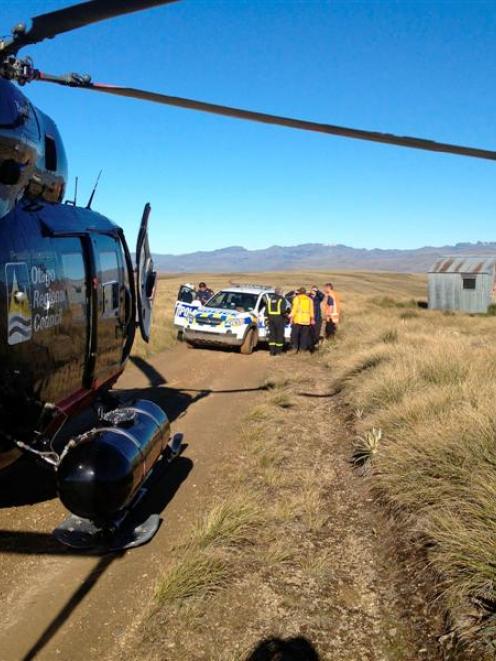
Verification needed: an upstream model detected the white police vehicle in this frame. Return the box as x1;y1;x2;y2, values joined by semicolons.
176;284;291;354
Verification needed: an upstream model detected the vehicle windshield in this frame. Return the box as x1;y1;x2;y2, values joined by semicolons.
205;291;258;312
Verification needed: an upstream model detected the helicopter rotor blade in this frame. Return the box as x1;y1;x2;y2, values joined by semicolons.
2;0;180;56
36;74;496;162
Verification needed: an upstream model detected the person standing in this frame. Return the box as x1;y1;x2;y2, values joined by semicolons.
321;282;341;339
196;281;213;305
266;287;287;356
309;286;324;348
289;287;314;352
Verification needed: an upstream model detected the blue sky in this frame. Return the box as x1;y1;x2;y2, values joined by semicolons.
4;0;495;253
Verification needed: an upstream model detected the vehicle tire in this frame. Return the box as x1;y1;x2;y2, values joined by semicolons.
240;328;257;355
177;330;184;342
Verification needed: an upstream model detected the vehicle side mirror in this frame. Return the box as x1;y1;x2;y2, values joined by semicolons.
191;300;201;308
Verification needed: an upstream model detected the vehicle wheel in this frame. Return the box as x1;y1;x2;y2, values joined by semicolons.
240;328;256;355
177;330;184;342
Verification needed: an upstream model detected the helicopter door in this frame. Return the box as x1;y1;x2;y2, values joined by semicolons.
135;203;157;343
92;234;127;385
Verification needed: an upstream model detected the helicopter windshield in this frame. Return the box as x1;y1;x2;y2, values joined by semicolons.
205;291;258;312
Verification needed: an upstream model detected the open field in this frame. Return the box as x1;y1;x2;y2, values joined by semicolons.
132;269;496;657
2;269;495;659
132;269;426;358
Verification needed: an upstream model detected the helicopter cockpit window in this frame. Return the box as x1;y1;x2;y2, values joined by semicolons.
61;252;86;323
100;250;120;317
44;135;57;171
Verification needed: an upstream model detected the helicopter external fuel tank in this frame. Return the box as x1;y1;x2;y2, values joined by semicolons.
57;400;170;523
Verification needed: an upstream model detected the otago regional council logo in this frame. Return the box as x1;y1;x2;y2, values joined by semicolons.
6;262;32;345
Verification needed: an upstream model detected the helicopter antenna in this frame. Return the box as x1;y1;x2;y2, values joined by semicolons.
86;169;102;209
65;176;78;206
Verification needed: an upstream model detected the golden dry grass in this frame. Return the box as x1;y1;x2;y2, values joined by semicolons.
188;497;263;550
135;269;496;655
318;283;496;652
155;549;229;604
132;269;425;359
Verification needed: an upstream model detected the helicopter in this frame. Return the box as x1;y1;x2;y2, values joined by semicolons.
0;0;495;551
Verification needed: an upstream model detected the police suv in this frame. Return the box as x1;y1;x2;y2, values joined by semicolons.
174;284;291;354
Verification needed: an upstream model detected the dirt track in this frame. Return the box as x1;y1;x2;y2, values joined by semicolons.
0;345;272;661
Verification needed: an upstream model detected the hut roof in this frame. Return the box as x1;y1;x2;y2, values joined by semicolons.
429;256;496;275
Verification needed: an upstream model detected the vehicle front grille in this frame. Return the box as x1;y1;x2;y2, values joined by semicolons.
196;317;223;326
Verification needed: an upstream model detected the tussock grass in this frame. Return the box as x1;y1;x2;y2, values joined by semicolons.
190;498;263;550
262;540;295;567
155;550;228;604
263;375;294;390
244;405;271;422
369;295;418;309
399;309;419;320
322;286;496;651
270;392;294;409
300;548;333;581
298;484;327;530
381;329;398;344
155;498;263;607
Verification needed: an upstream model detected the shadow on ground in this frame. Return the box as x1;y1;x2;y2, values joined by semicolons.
245;636;320;660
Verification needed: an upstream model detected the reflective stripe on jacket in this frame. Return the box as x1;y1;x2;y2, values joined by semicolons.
267;295;284;316
291;294;314;325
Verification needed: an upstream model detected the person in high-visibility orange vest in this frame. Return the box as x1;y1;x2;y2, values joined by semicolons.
289;287;314;352
265;287;288;356
321;282;341;338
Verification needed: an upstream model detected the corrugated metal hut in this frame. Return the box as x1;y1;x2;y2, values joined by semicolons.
428;256;496;313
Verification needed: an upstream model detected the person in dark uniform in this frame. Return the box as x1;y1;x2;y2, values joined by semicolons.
196;281;213;305
266;287;287;356
309;286;324;349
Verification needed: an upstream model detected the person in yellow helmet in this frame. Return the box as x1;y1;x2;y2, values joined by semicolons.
289;287;314;352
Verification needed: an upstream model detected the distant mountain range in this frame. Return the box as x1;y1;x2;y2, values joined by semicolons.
151;242;496;273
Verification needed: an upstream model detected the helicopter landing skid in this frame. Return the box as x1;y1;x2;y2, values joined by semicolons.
52;511;161;554
53;433;184;554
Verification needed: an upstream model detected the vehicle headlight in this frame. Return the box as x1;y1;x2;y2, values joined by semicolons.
229;318;245;326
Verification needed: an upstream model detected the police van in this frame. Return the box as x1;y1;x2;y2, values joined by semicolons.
174;284;291;354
